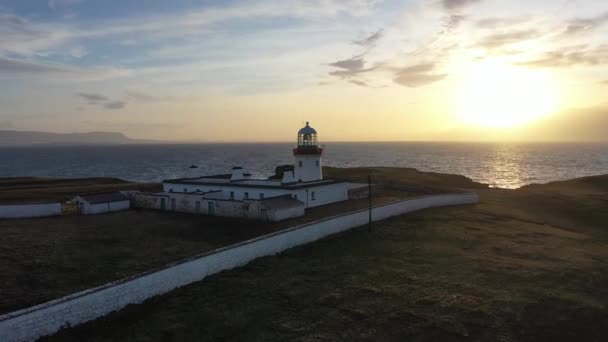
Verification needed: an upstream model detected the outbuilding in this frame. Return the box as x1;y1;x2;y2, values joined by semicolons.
77;192;130;215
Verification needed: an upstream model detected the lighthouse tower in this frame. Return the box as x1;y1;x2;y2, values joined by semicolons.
293;122;323;182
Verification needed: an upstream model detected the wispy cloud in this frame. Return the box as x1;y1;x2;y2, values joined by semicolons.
441;0;482;12
562;12;608;36
103;101;126;110
392;63;446;87
77;92;108;102
353;29;383;47
0;57;68;74
48;0;82;11
518;45;608;68
476;29;539;50
475;17;530;29
76;92;127;110
126;90;174;102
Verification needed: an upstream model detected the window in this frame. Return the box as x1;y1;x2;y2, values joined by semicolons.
244;192;249;199
315;161;319;167
311;191;316;200
259;193;264;199
183;188;187;193
169;189;173;192
298;161;303;167
229;191;234;200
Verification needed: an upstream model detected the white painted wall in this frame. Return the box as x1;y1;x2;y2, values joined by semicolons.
294;154;322;182
265;205;305;222
0;203;61;219
135;192;304;222
80;200;130;215
0;192;478;342
162;182;350;209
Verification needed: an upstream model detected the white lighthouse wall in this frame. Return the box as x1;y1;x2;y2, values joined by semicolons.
294;154;322;182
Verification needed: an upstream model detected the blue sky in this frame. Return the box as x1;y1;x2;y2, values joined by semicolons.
1;0;607;141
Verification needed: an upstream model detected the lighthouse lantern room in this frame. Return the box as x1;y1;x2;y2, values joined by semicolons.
293;122;323;183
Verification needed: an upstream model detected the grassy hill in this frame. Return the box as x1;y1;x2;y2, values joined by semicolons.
44;168;608;341
0;177;160;203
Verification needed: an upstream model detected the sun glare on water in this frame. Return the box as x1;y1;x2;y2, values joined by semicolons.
455;60;561;128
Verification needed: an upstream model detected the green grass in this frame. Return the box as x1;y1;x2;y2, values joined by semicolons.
0;175;417;314
42;169;608;341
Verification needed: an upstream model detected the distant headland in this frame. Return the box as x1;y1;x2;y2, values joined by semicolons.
0;130;151;146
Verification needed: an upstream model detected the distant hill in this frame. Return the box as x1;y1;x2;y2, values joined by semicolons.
0;130;145;146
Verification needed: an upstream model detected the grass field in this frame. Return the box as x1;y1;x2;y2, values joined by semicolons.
42;168;608;341
0;177;160;203
0;174;418;314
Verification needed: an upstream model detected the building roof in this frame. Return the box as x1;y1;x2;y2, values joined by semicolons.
298;122;317;135
79;192;128;204
164;176;346;190
261;195;305;210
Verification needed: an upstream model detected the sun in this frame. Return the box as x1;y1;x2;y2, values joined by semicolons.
454;60;561;128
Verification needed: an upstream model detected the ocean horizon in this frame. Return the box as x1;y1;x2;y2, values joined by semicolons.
1;141;607;189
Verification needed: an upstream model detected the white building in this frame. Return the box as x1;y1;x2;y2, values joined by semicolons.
77;192;130;215
137;122;364;221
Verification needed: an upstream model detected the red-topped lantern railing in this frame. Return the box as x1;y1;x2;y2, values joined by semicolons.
293;145;323;155
294;122;323;155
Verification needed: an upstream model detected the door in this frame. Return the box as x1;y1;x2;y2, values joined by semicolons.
195;201;201;213
171;198;176;210
160;198;166;210
208;202;215;215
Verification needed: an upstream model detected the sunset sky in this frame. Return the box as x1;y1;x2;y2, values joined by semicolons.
1;0;608;142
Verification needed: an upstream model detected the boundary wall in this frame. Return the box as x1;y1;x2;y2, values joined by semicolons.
0;202;61;219
0;192;478;342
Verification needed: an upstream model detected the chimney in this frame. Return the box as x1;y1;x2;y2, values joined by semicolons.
230;167;244;181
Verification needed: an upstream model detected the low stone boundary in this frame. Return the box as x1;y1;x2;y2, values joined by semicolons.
0;192;478;342
0;202;61;219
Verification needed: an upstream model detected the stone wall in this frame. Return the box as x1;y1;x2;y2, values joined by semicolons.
0;192;478;342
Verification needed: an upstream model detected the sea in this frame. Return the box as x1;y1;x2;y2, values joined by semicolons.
0;142;606;189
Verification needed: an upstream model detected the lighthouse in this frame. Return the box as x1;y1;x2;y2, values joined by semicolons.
293;122;323;182
160;121;357;220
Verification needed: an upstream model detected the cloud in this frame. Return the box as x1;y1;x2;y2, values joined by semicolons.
441;0;482;11
0;57;68;74
77;92;108;102
69;46;88;58
126;90;174;102
476;29;539;50
392;63;446;87
329;56;366;72
3;0;379;56
349;79;369;87
562;12;608;36
353;29;383;47
103;101;126;110
48;0;82;11
475;17;529;29
76;92;127;110
517;45;608;68
444;14;467;30
0;56;132;81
